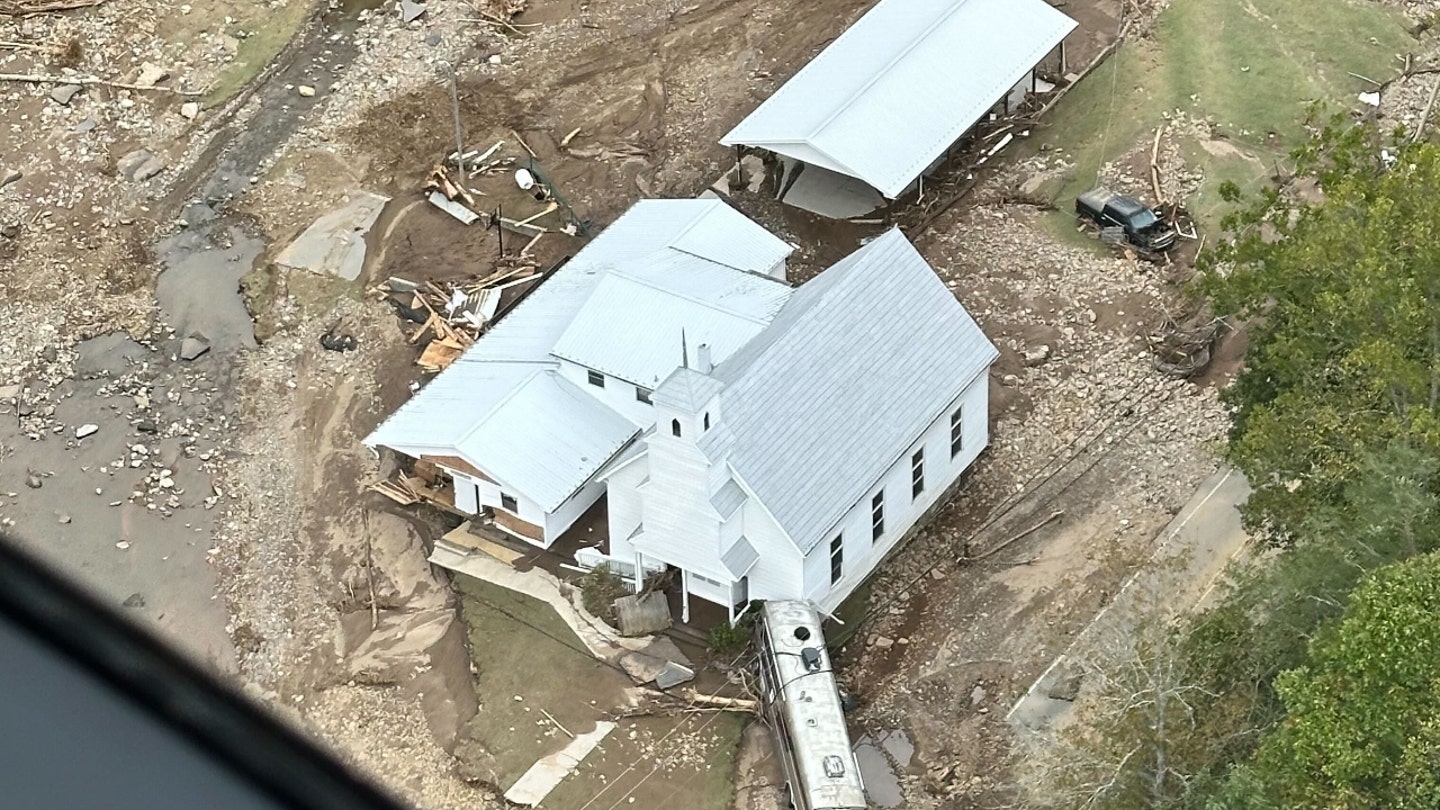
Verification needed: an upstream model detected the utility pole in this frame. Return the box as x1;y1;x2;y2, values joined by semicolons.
441;61;466;181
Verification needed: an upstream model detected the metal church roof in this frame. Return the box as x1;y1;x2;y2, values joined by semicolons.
698;229;999;553
720;0;1077;197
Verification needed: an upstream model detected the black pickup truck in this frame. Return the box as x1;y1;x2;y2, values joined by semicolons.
1076;188;1176;253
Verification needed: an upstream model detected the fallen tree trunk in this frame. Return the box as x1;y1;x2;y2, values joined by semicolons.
0;71;204;95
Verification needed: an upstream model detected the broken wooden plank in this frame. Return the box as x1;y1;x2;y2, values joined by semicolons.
511;128;537;158
678;689;759;713
417;339;465;371
514;201;559;227
409;312;437;344
369;480;419;506
519;232;544;257
498;216;547;238
450;139;504;170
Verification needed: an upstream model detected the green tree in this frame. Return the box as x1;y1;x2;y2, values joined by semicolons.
1204;122;1440;538
1178;444;1440;789
1033;444;1440;810
1242;551;1440;808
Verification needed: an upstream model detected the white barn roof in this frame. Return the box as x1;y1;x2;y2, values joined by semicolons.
720;0;1077;198
698;228;999;553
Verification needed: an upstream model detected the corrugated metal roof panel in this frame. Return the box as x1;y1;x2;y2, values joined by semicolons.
622;251;793;315
551;273;784;388
667;202;794;276
364;363;543;452
596;431;649;479
456;371;639;511
720;0;1077;197
465;197;790;363
702;229;998;552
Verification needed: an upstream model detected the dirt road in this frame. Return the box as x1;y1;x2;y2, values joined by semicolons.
1007;467;1252;732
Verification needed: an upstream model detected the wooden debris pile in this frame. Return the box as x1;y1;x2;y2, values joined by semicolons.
423;164;476;208
369;477;420;506
1147;314;1226;378
448;140;514;175
374;260;543;372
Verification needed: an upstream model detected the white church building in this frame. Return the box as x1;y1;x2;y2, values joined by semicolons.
365;198;998;620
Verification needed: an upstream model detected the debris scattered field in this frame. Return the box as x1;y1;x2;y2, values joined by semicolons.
5;0;1437;808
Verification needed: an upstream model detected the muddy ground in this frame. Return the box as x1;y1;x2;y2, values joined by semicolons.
6;0;1428;808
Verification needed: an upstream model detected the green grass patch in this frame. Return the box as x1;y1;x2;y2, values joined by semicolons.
1032;0;1409;236
1180;135;1282;231
543;715;747;810
204;1;315;106
456;577;626;790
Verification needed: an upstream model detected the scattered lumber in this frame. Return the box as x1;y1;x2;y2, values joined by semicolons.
680;689;759;713
376;260;542;370
1416;79;1440;142
1150;125;1165;205
423;163;476;207
510;128;537;158
369;478;420;506
514;201;559;227
613;688;760;719
962;510;1065;563
538;707;574;739
417;338;466;372
448;140;511;174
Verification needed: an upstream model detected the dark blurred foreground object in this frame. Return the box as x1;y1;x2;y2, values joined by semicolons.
0;533;412;810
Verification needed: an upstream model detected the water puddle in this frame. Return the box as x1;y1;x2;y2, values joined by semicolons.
152;0;389;352
853;729;913;808
879;729;914;766
155;226;262;352
74;333;148;378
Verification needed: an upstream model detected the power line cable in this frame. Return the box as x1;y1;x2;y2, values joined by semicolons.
832;371;1171;647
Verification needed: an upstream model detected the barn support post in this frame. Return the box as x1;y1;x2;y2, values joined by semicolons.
681;570;692;624
1060;40;1068;75
634;552;646;593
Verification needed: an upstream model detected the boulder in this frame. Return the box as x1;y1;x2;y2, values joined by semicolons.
179;333;211;361
50;84;83;105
